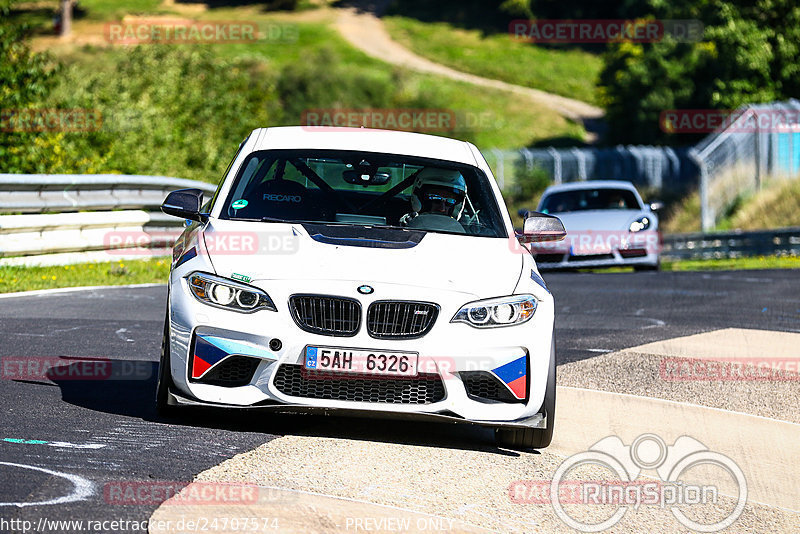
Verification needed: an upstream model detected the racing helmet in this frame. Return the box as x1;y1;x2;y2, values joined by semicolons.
411;168;467;217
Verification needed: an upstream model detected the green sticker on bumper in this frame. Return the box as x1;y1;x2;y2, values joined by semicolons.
231;273;251;283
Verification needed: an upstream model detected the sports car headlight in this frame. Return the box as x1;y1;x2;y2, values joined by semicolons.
451;295;537;328
186;272;276;313
629;216;651;232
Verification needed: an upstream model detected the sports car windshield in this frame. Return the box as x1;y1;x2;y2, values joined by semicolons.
217;149;507;238
539;188;641;214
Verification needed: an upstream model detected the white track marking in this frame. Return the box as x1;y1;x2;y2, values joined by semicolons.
641;317;666;329
115;328;135;343
0;462;95;507
2;438;106;449
0;283;164;300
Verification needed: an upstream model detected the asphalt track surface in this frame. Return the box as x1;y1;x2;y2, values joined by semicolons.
0;270;797;531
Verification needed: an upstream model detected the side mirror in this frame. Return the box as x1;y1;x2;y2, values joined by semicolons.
649;201;664;212
517;208;533;218
161;189;207;222
520;211;566;243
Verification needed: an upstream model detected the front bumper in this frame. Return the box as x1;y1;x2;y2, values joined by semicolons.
535;248;659;270
167;273;555;427
165;387;546;430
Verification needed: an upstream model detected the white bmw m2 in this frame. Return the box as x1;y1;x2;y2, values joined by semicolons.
157;126;566;449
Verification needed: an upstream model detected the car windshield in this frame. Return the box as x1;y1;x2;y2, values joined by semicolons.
539;188;641;214
217;149;507;238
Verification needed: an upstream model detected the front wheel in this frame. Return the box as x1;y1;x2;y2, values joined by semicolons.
496;342;556;450
634;260;660;272
155;306;177;417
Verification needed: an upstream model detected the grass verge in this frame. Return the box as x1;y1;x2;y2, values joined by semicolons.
571;255;800;273
662;256;800;271
20;6;584;182
0;258;169;293
2;254;796;295
663;178;800;233
77;0;169;20
383;16;602;105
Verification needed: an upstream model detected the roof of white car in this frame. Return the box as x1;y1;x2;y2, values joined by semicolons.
250;126;479;166
542;180;639;195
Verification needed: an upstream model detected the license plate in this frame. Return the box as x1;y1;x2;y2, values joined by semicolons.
304;346;418;377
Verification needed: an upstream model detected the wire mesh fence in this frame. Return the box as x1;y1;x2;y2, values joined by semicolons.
485;146;698;209
485;99;800;232
690;100;800;231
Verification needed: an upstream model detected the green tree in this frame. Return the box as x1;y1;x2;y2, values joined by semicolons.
0;0;59;172
52;45;280;180
276;48;398;123
600;0;800;145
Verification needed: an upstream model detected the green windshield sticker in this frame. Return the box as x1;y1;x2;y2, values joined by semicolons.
231;199;248;209
231;273;252;283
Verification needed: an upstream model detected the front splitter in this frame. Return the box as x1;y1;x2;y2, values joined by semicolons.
167;389;545;430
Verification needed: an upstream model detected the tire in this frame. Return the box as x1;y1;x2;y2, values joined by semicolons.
155;303;177;418
496;342;556;450
634;260;660;271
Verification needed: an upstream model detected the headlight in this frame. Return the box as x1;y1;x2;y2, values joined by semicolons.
629;216;651;232
186;272;276;313
451;295;537;328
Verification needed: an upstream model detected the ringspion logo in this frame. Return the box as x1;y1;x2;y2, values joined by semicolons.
511;434;747;532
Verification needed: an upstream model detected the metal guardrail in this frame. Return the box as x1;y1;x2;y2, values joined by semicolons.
0;174;216;213
0;174;217;265
662;228;800;261
2;174;797;266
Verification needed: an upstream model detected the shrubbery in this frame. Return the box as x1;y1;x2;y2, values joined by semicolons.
48;46;280;180
599;0;800;145
3;30;485;180
510;159;551;204
0;2;60;172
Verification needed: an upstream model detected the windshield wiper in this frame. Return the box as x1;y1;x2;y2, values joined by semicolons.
261;216;313;224
233;216;409;230
227;216;302;223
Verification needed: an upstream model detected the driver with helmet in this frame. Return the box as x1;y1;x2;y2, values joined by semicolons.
402;168;467;234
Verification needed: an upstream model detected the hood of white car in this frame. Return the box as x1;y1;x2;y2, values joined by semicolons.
551;209;651;231
201;219;522;297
